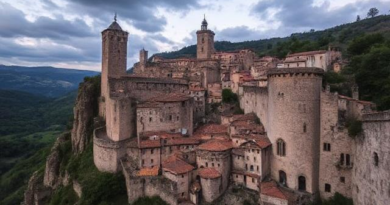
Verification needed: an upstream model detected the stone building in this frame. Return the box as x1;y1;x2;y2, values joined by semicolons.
94;17;390;205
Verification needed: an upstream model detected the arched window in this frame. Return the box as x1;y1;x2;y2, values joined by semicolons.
279;170;287;186
298;176;306;191
277;139;286;156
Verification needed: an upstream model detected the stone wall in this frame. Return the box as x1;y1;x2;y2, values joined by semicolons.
240;86;268;130
93;127;128;173
352;111;390;205
319;91;353;199
267;68;323;194
137;100;193;136
196;150;231;193
105;97;135;142
200;177;221;202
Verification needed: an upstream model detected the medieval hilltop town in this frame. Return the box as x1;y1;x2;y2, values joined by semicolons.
32;16;390;205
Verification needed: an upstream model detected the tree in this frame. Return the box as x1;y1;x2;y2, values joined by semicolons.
367;8;379;18
356;15;361;22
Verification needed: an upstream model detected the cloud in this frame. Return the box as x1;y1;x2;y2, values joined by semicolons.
217;26;262;42
251;0;389;32
64;0;201;33
0;2;94;39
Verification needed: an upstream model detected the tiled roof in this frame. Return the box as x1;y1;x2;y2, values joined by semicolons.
162;156;194;174
198;168;221;179
137;166;159;177
166;138;200;146
261;181;288;200
338;95;374;105
239;136;272;149
195;124;228;134
139;140;161;148
286;50;327;57
197;140;233;152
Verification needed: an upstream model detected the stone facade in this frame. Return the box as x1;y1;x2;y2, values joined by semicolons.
352;111;390;205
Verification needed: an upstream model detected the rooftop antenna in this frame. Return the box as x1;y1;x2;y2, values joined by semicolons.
114;12;117;22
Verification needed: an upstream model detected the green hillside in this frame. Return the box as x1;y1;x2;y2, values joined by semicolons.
0;65;98;98
156;15;390;59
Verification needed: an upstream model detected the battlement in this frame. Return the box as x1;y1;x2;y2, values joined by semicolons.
362;111;390;122
267;67;324;77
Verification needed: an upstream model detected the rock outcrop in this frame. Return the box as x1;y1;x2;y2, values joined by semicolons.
43;134;67;188
71;81;98;154
23;171;51;205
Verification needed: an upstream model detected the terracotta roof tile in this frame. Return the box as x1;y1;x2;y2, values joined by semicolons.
139;140;161;148
287;50;327;57
198;168;221;179
162;156;194;174
197;140;233;152
137;166;159;176
195;124;228;134
166;138;200;146
261;181;288;200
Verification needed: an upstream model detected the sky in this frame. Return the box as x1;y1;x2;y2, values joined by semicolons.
0;0;389;71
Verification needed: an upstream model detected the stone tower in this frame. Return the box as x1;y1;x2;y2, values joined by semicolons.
267;68;324;194
139;48;148;72
196;16;215;59
100;16;129;117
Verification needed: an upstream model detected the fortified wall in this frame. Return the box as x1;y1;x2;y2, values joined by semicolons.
352;111;390;205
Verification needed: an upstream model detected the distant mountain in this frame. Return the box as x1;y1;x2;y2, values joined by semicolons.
156;15;390;59
0;65;99;97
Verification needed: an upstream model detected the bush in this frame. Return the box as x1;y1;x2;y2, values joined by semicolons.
347;119;363;138
222;89;238;103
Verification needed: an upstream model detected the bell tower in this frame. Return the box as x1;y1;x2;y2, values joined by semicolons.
101;15;129;108
196;15;215;59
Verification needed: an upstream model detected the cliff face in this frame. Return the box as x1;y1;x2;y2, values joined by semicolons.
71;80;99;154
22;77;100;204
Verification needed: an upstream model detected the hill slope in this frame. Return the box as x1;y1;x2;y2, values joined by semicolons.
0;65;99;97
156;15;390;59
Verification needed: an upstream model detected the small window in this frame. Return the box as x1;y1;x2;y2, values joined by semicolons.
151;149;154;154
254;157;257;162
323;143;331;152
277;139;286;156
374;152;379;166
325;184;331;192
149;117;152;122
236;175;238;178
218;164;220;167
177;116;179;121
346;154;351;166
151;159;154;163
169;115;172;121
303;123;307;133
212;163;214;167
340;154;344;165
206;162;208;167
142;160;144;165
182;175;184;178
250;165;254;171
340;177;345;183
252;178;255;183
257;166;259;171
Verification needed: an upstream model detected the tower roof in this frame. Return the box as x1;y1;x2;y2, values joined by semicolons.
106;13;122;31
201;14;208;30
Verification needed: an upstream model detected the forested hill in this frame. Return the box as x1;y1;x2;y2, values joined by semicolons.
0;65;99;97
156;15;390;59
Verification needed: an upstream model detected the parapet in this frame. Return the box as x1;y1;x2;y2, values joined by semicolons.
362;111;390;122
267;67;324;77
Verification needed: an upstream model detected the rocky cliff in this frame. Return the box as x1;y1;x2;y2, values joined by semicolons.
71;80;100;154
22;77;100;205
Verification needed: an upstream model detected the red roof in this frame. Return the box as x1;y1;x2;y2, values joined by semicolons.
338;95;374;105
139;140;161;148
287;50;327;57
198;168;221;179
261;181;288;200
166;138;200;146
197;140;233;152
162;156;194;174
195;124;228;134
240;137;272;149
